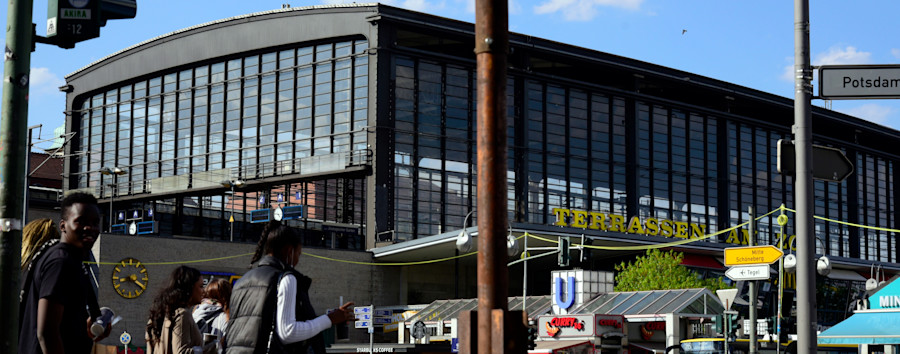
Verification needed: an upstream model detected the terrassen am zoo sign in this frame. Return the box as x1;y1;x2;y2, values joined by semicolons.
551;207;797;250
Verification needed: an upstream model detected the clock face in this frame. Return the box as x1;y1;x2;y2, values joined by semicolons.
274;207;284;221
112;257;148;299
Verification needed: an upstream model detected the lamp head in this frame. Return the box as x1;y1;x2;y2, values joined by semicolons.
506;234;519;257
456;230;473;253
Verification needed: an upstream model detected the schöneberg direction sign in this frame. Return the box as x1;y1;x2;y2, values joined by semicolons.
819;65;900;99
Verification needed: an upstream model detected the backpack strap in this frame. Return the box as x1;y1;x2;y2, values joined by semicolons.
265;271;289;354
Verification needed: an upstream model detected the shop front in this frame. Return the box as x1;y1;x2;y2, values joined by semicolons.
536;287;724;354
533;314;626;353
819;276;900;353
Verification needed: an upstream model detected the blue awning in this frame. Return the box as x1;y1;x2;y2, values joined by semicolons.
818;311;900;345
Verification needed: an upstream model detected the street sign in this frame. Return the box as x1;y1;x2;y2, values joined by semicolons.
356;314;372;321
725;264;771;281
373;317;392;325
724;245;783;266
819;65;900;99
777;139;853;182
374;309;392;317
354;305;373;315
354;320;371;329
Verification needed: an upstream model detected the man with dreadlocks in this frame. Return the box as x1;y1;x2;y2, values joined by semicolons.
224;221;353;354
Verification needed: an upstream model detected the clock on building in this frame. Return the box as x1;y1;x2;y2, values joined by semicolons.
274;207;284;221
112;257;148;299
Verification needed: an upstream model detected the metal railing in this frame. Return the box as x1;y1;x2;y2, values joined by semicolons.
89;149;372;199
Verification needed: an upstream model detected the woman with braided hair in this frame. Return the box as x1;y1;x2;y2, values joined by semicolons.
224;221;353;354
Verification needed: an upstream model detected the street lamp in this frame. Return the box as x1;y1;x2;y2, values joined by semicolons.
221;179;245;242
456;210;518;256
100;166;127;232
456;210;476;253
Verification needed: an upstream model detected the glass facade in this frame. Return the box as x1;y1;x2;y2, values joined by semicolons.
72;38;370;244
387;43;897;263
67;11;899;263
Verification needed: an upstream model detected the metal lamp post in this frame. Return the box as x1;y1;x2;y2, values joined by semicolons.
221;179;245;242
100;166;127;232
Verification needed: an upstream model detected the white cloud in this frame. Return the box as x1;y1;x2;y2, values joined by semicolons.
837;103;895;125
780;59;794;82
779;46;872;83
29;67;65;98
892;48;900;59
533;0;642;22
813;46;872;66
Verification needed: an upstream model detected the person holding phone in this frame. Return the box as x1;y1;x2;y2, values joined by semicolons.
224;221;353;354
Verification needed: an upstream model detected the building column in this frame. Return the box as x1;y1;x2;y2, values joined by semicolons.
665;313;680;354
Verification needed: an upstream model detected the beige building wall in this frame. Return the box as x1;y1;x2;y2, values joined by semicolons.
92;234;400;348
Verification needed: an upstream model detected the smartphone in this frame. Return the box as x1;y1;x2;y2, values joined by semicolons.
203;333;218;345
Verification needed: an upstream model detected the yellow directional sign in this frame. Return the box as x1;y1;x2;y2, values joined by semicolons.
724;245;784;266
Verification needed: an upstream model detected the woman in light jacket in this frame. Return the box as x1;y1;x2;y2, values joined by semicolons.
146;266;216;354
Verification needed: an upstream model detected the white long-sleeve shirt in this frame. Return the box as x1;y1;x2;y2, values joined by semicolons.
275;273;333;344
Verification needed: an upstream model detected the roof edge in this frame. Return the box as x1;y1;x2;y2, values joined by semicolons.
65;3;380;80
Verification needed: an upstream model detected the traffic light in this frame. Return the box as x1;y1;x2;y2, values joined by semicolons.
726;312;740;340
527;323;538;350
45;0;137;48
558;237;570;267
713;315;724;335
780;317;794;343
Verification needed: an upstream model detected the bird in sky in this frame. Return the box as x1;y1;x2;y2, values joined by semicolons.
682;29;687;35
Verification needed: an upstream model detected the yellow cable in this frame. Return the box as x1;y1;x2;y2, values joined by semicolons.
86;252;255;266
302;250;477;266
782;206;900;233
89;204;900;267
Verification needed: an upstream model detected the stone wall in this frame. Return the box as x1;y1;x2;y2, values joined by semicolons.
92;234;398;347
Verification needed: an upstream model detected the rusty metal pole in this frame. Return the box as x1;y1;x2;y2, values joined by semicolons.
474;0;509;353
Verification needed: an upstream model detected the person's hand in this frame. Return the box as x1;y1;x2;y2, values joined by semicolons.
85;318;111;342
201;339;218;354
327;302;354;325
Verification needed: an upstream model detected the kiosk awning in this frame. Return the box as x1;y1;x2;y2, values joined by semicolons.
629;341;668;353
818;311;900;345
534;340;592;352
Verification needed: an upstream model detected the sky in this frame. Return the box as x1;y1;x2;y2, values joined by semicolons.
4;0;900;151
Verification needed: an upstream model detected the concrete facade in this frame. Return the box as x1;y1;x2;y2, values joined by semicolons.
92;234;399;347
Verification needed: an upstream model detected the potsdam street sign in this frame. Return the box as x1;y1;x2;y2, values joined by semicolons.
724;245;784;266
819;65;900;99
725;264;771;281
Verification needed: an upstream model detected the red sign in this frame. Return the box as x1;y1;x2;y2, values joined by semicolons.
538;315;595;338
644;321;665;331
595;315;626;337
597;318;623;329
549;317;586;330
639;322;665;340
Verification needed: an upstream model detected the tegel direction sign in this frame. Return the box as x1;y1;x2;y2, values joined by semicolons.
819;65;900;99
724;245;783;266
725;264;771;281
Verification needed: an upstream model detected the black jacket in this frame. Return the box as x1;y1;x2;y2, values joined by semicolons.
224;256;325;354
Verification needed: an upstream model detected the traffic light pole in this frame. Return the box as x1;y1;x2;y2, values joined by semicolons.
1;0;35;351
793;1;817;353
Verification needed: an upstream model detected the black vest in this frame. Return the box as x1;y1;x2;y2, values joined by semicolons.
224;256;325;354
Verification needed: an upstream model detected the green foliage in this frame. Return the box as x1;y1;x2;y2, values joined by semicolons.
614;249;731;293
